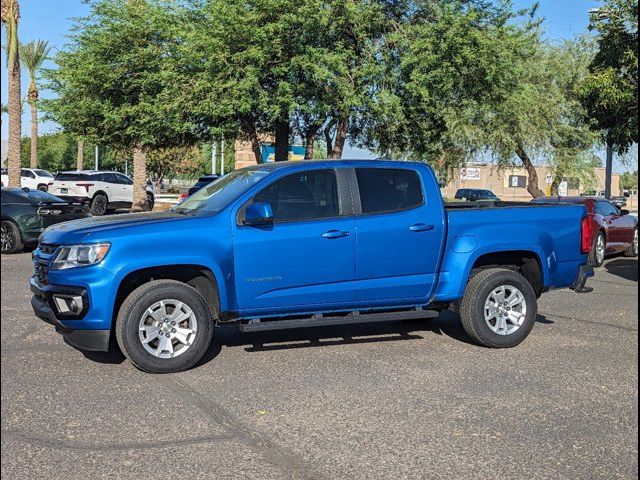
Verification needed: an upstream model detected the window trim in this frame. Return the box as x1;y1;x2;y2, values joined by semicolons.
236;168;349;226
348;167;426;217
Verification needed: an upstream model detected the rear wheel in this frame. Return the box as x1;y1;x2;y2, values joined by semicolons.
90;193;108;216
1;220;23;254
460;268;537;348
589;232;606;267
115;280;214;373
146;192;155;211
37;183;48;192
624;228;638;257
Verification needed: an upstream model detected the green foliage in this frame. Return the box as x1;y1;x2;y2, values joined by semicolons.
620;170;638;190
42;0;204;150
19;40;51;79
579;0;638;152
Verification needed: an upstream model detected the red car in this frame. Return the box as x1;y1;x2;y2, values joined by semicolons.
532;197;638;267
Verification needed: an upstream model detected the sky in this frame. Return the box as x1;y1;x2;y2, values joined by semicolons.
1;0;634;171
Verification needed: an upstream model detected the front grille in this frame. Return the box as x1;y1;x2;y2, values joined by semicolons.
34;259;50;285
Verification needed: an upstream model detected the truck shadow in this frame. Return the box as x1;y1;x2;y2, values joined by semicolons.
196;311;555;367
79;312;556;369
604;258;638;282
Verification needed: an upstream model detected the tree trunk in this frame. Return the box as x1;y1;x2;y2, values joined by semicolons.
550;176;560;197
304;123;322;160
604;138;613;199
274;119;290;162
324;119;336;157
131;145;149;212
76;140;84;171
29;94;38;168
6;5;22;187
327;118;348;159
515;143;545;198
241;117;263;164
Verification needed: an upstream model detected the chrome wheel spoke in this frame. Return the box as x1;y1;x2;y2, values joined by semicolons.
138;299;198;359
484;285;527;336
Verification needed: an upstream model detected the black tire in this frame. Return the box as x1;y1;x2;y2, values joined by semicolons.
589;231;606;267
623;228;638;257
90;192;109;216
146;192;155;211
459;268;537;348
115;280;214;373
1;220;24;254
37;184;48;192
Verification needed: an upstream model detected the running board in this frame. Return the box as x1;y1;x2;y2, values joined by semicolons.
238;309;439;333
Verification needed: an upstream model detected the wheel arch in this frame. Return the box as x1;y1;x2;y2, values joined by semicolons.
469;250;545;297
113;264;220;326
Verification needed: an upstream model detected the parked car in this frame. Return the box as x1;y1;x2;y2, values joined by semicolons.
580;190;627;209
531;196;638;266
1;188;89;254
31;160;593;373
454;188;500;202
187;174;221;197
48;170;154;215
1;168;55;191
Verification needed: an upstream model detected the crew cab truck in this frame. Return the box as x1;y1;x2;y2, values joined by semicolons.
30;160;594;373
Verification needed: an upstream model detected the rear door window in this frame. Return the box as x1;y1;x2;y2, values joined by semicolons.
355;168;423;214
253;169;339;222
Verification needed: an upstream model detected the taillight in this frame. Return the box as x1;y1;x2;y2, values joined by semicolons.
581;216;594;254
76;183;94;193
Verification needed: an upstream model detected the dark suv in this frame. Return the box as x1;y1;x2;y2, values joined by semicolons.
455;188;500;202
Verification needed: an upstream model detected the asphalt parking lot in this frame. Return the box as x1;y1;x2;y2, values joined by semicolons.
1;252;637;479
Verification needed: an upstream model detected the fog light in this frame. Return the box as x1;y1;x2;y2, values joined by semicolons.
53;295;83;315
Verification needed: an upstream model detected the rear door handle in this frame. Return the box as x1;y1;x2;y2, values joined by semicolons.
322;230;350;239
409;223;435;232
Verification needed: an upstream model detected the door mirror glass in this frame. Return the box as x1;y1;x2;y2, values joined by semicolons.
244;202;273;226
620;209;630;216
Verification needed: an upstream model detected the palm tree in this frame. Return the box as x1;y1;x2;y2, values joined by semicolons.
1;0;22;187
20;40;51;169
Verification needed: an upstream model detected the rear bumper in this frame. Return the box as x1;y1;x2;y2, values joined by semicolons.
570;264;594;293
53;195;90;204
30;278;110;352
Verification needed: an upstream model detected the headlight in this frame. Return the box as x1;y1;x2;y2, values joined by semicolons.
51;244;110;270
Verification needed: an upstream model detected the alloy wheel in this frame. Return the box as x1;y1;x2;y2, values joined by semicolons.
1;223;15;253
138;299;198;359
484;285;527;336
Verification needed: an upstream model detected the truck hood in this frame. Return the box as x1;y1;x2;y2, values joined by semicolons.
39;211;191;245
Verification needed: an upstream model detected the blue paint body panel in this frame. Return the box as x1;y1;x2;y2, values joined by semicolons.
32;160;590;331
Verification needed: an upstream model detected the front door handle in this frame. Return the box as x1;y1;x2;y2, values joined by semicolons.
322;230;350;239
409;223;435;232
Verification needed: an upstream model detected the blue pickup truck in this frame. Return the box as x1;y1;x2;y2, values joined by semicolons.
30;160;593;373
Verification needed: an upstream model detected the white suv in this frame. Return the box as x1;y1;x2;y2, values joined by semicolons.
49;170;155;215
1;168;55;191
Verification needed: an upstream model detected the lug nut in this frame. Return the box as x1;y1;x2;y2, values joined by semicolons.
171;328;176;333
171;321;176;326
165;333;171;338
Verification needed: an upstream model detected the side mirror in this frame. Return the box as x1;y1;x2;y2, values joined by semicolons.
244;202;273;226
620;209;630;216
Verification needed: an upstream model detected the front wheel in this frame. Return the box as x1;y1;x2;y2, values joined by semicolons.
589;232;606;267
115;280;214;373
459;268;537;348
146;192;155;211
1;220;23;254
623;228;638;257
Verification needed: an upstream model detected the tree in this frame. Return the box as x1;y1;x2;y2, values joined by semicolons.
620;170;638;190
580;0;638;199
147;146;201;190
44;0;202;211
1;0;22;187
20;40;52;169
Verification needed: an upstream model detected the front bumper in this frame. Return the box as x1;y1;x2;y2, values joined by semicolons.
570;264;594;293
30;278;110;352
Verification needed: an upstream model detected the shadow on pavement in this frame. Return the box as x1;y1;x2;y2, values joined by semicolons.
80;311;557;369
605;258;639;282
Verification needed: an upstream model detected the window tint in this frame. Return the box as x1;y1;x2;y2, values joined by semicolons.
597;201;619;216
22;169;35;179
356;168;423;214
115;173;133;185
55;173;91;181
254;169;339;222
33;169;54;178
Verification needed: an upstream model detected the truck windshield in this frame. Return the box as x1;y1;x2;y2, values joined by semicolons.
175;168;271;215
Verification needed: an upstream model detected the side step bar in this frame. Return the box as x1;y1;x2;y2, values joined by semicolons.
238;309;439;333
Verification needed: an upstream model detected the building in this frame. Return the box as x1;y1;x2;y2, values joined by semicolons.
439;163;621;200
